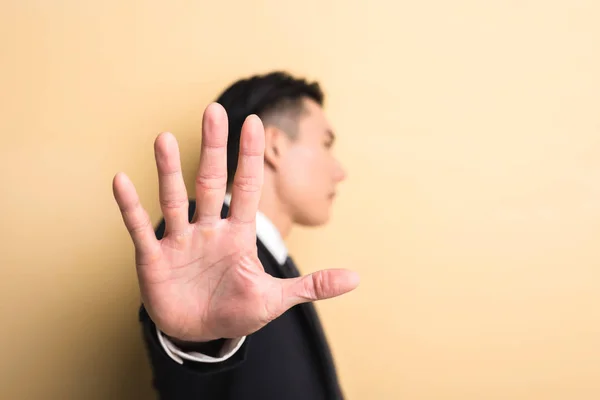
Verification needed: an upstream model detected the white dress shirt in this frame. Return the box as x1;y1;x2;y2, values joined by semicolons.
156;194;288;364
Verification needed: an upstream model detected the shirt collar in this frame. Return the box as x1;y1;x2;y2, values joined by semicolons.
223;193;288;265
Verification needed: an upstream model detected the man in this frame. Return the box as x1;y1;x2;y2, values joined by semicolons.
112;71;360;399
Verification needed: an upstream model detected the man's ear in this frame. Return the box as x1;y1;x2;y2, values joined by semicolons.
264;125;285;170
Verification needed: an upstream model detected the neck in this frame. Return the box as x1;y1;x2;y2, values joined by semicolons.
257;178;293;239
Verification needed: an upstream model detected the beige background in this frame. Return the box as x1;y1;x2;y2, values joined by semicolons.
1;1;599;399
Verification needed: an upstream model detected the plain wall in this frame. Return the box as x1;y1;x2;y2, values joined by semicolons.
1;1;599;399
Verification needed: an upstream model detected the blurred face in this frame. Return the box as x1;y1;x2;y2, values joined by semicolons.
274;98;347;226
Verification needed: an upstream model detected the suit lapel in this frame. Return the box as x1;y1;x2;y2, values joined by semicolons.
259;248;341;398
283;256;342;399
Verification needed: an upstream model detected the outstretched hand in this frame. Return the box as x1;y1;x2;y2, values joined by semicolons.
112;103;359;343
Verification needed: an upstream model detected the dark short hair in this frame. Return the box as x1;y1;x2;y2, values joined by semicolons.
214;71;324;187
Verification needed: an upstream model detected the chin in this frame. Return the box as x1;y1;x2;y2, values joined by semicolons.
295;210;331;227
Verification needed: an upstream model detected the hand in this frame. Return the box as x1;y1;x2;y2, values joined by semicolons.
112;103;360;343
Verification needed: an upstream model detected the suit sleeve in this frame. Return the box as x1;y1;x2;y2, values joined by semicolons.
139;305;250;399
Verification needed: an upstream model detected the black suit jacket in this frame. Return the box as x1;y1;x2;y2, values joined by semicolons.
139;201;344;400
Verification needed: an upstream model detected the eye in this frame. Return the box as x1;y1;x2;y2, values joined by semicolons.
323;130;335;149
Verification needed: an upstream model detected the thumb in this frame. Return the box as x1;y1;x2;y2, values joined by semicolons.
280;269;360;309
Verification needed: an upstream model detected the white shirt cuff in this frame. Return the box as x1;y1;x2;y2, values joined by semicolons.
156;327;246;365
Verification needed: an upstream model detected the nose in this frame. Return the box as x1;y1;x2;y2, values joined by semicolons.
333;159;347;183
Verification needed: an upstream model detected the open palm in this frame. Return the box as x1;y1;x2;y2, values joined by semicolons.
112;103;359;343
